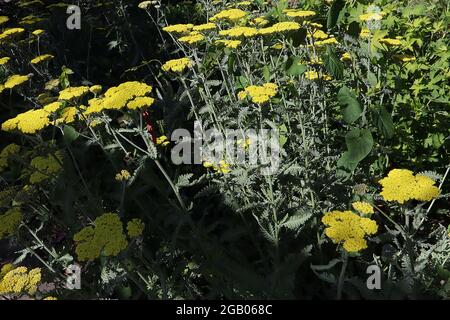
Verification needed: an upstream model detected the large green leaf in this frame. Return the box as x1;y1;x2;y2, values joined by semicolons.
337;86;362;124
323;47;344;80
337;128;374;175
327;0;345;30
375;106;395;139
63;125;80;144
285;56;306;77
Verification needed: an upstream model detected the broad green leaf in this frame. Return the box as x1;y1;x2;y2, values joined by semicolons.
263;65;271;82
63;125;80;144
285;56;306;77
337;86;362;124
327;0;345;29
279;124;288;147
375;106;394;139
337;128;374;175
323;47;344;80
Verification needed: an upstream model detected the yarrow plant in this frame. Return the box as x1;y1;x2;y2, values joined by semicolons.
0;0;448;301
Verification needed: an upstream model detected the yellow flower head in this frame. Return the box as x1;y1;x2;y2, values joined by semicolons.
0;16;9;25
0;143;21;171
115;170;131;182
58;86;89;100
0;28;25;41
379;38;402;46
30;54;54;64
29;151;63;184
0;57;10;65
1;109;51;134
379;169;440;203
84;82;153;114
359;12;384;22
74;213;128;261
360;28;371;38
32;29;45;36
322;210;378;252
259;21;301;35
161;57;193;73
238;83;278;104
215;39;242;49
304;70;332;81
0;266;41;295
352;201;374;215
0;208;23;239
4;74;29;89
219;26;258;38
156;135;170;146
127;218;145;237
210;9;247;22
192;23;216;32
285;10;316;19
178;32;205;45
162;24;194;34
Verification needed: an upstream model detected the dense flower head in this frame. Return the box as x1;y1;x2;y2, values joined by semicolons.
0;57;10;65
219;26;258;38
178;32;205;44
156;135;170;146
284;10;316;19
3;74;29;89
161;57;193;73
0;143;20;171
192;23;216;32
0;16;9;25
259;22;301;35
304;70;332;81
0;28;25;41
127;218;145;237
43;101;63;113
162;24;194;34
341;52;352;61
215;39;242;49
29;151;63;184
252;17;269;26
0;266;41;295
84;81;154;114
0;208;23;239
322;210;378;252
0;189;14;207
238;83;278;104
379;38;402;46
30;54;54;64
115;169;131;181
359;12;385;22
352;201;374;215
1;109;51;134
32;29;45;36
58;86;89;100
73;213;129;261
210;9;247;22
203;160;232;174
0;264;14;279
379;169;440;203
314;37;339;46
55;107;78;124
308;29;330;40
360;28;371;38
